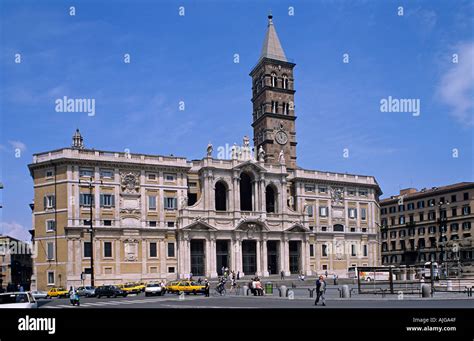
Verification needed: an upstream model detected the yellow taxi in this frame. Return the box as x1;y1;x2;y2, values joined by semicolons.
117;283;141;294
134;282;146;292
46;287;69;298
166;281;206;295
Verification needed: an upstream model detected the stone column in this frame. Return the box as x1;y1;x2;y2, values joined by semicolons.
300;239;307;275
261;179;266;213
159;239;166;278
262;238;269;277
209;235;217;278
282;236;290;276
205;238;211;277
234;235;242;275
256;239;261;276
141;239;147;275
305;240;313;275
178;236;186;278
233;174;240;213
230;239;236;272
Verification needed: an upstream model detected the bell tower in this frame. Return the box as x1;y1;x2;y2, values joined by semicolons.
250;14;297;169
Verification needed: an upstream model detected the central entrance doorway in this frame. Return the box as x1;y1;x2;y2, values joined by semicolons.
267;240;279;274
242;240;257;275
289;241;301;274
216;240;230;275
190;240;205;276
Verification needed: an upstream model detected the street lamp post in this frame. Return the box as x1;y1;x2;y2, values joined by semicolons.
79;177;102;287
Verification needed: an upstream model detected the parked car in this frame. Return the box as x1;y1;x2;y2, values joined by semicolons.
47;287;69;298
145;283;165;296
166;281;206;295
31;291;48;300
0;292;37;308
77;286;96;297
95;285;128;298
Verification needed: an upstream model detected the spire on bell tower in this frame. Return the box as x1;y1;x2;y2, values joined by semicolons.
260;12;287;62
250;15;298;170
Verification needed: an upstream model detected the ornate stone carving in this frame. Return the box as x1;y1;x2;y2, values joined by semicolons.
258;145;266;162
120;172;140;194
278;150;285;165
335;241;344;260
123;238;139;261
330;186;344;206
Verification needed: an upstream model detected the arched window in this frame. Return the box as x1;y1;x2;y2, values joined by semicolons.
266;185;277;213
282;75;289;89
333;224;344;232
215;181;227;211
282;102;289;115
240;172;253;211
271;73;277;87
271;101;278;113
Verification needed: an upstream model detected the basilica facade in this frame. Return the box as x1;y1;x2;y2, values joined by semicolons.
29;16;381;290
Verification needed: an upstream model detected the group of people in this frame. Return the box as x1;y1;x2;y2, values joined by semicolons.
249;276;264;296
1;284;25;293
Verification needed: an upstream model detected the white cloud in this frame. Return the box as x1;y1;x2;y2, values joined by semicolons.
8;140;26;152
437;42;474;126
0;221;31;241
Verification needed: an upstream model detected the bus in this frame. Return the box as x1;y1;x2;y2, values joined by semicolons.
347;266;394;282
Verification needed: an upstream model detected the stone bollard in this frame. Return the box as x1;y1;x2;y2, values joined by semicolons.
242;285;249;296
279;285;287;297
341;285;350;298
421;284;431;298
447;280;453;292
401;266;407;281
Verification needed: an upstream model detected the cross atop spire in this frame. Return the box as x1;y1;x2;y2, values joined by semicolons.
260;14;287;62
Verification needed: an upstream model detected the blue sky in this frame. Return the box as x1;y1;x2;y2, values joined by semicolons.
0;0;473;240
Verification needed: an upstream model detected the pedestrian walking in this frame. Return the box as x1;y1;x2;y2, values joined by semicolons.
237;271;240;280
280;270;285;280
204;279;210;297
325;270;328;278
333;274;338;285
314;275;326;306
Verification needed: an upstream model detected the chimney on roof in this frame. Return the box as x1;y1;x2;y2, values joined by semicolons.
400;188;417;196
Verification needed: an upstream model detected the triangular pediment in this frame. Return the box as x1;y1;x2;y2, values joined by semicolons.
235;219;269;232
235;160;267;173
182;220;217;231
285;223;309;233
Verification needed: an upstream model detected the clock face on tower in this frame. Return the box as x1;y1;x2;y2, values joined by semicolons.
275;130;288;145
